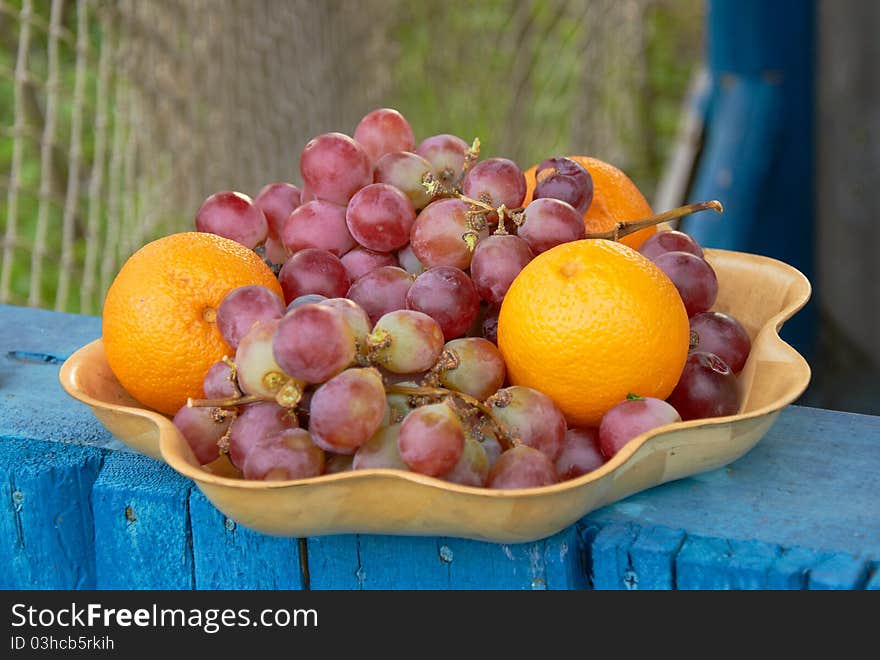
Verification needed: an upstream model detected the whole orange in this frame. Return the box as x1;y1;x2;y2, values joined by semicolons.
102;232;283;416
523;156;656;250
497;239;689;427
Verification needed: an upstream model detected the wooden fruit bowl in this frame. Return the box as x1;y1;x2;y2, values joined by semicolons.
59;249;811;543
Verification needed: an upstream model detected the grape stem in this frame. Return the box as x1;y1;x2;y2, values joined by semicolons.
585;200;724;241
385;384;518;450
187;394;268;408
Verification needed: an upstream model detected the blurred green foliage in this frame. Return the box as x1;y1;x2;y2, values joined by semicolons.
1;0;703;313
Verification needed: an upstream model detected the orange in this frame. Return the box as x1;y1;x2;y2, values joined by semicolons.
497;239;689;427
523;156;656;250
102;232;283;416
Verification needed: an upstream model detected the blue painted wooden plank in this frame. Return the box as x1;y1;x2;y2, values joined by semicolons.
189;490;304;590
92;452;194;589
866;568;880;591
586;406;880;562
306;535;362;590
444;527;585;590
765;546;816;590
676;536;782;589
352;535;452;590
627;525;686;590
0;437;104;589
587;522;639;590
308;528;585;590
0;305;121;450
807;553;871;590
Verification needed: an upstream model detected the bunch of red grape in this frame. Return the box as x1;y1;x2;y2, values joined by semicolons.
176;107;752;489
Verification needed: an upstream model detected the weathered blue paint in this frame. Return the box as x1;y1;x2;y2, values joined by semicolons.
675;536;783;590
92;452;194;589
587;522;640;590
0;304;119;449
807;553;871;590
626;525;686;590
189;490;305;590
0;437;104;589
307;528;585;590
683;0;816;357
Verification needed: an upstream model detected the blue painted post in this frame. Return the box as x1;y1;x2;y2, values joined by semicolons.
626;526;686;590
0;437;104;589
189;490;305;589
683;0;816;357
587;523;640;590
92;453;194;589
807;553;872;590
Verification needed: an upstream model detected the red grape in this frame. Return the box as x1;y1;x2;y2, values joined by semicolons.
254;182;301;240
486;386;566;461
488;445;557;489
598;397;681;458
235;318;295;399
556;427;605;480
353;423;408;471
689;311;752;373
398;402;465;477
318;297;372;346
281;200;357;257
195;191;268;249
439;337;506;401
300;184;316;204
300;132;372;205
346;183;416;252
652;251;718;317
478;430;503;468
638;230;704;261
396;243;426;275
405;266;480;340
340;246;398;282
385;379;420;425
172;405;231;465
461;158;526;210
533;157;594;214
227;400;298;469
481;307;499;344
374;151;435;210
287;294;327;312
272;304;356;384
217;285;285;349
470;234;533;305
369;310;445;374
309;367;387;454
264;236;289;265
410;198;487;270
346;265;414;324
416;134;470;185
278;248;350;303
517;198;586;254
203;360;237;399
242;428;325;481
667;351;740;421
353;108;416;163
442;436;489;487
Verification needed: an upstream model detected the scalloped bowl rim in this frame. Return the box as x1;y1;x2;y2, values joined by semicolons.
59;248;812;501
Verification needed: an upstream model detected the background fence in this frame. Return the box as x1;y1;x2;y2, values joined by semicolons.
0;0;703;315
